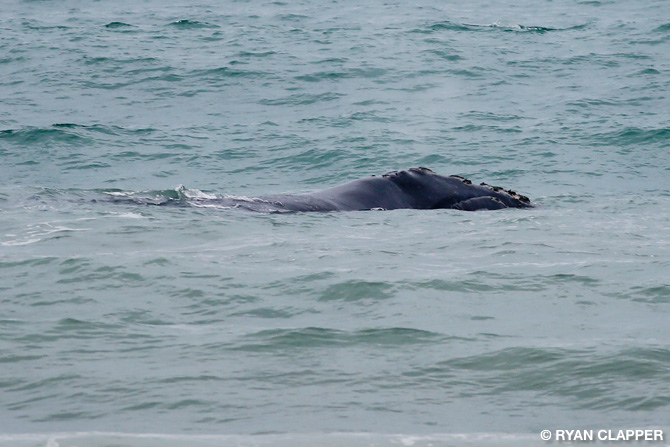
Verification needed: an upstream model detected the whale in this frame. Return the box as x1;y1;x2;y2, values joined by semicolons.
217;167;532;212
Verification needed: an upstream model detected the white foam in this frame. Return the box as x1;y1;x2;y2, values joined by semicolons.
103;191;133;197
0;237;42;246
188;202;232;210
110;212;146;219
181;188;218;200
223;194;271;203
1;223;89;246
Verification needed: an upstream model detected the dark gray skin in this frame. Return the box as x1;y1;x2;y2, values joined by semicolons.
221;167;532;212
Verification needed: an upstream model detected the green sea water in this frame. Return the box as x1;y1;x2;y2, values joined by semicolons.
1;0;669;446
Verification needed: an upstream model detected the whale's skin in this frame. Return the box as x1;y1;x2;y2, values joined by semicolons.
221;167;532;212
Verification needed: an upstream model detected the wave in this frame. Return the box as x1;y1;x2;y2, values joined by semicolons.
168;20;218;29
0;124;156;146
418;21;588;34
189;66;269;80
433;346;670;410
259;92;344;106
81;55;160;66
100;186;293;212
1;126;88;146
294;67;387;82
102;185;218;206
587;126;670;147
0;431;546;447
0;185;289;216
232;326;447;351
103;22;135;29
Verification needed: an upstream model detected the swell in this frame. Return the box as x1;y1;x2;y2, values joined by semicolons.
0;124;156;146
416;20;589;34
586;126;670;147
419;346;670;411
231;327;449;351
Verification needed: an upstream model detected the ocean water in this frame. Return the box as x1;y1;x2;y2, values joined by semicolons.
1;0;669;446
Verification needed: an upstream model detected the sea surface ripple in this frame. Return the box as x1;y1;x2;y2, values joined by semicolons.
1;0;669;446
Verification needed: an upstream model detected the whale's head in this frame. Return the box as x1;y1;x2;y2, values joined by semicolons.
382;167;532;210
